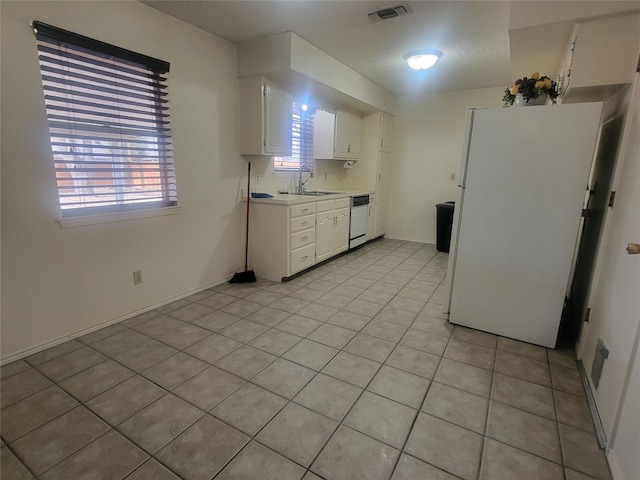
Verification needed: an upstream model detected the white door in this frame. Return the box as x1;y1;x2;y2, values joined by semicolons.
579;77;640;471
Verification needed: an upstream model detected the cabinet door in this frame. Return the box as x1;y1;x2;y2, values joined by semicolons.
374;152;391;237
264;82;292;155
334;109;350;158
316;213;335;262
367;196;376;240
313;109;336;159
569;15;640;91
334;109;360;159
380;113;393;153
348;111;361;157
334;207;350;254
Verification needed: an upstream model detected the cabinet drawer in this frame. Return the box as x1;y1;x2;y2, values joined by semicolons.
317;197;350;214
290;214;314;233
290;244;315;273
316;199;335;213
290;229;315;250
335;197;350;209
290;203;316;218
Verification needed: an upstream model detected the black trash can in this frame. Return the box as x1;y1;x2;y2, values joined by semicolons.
435;201;455;253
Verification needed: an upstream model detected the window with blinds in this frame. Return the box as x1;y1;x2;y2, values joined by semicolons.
274;102;314;170
32;21;177;217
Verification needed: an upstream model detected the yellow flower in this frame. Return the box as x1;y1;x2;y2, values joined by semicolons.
510;85;520;95
535;80;545;90
531;72;540;80
543;78;552;89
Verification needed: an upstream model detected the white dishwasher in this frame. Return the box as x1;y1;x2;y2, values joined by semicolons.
349;195;369;249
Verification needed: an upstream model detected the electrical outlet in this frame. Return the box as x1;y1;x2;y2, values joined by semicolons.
255;174;260;184
133;270;143;285
450;173;456;181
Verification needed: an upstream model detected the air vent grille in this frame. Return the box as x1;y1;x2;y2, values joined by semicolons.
368;5;409;21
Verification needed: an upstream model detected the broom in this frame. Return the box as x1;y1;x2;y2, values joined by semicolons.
229;161;257;283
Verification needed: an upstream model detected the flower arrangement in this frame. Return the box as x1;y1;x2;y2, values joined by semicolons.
503;72;559;107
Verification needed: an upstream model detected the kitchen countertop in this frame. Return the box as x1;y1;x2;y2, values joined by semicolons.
248;188;375;205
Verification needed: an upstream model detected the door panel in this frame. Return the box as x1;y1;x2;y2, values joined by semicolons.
375;152;391;237
335;208;350;253
316;214;334;262
580;80;640;447
563;115;624;345
264;83;291;155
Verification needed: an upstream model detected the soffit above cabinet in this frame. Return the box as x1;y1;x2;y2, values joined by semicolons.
237;32;397;116
508;3;640;82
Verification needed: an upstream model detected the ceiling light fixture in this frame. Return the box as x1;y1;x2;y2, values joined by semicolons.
404;50;442;70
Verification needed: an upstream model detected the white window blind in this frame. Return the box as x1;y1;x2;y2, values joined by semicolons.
274;102;314;170
33;21;177;217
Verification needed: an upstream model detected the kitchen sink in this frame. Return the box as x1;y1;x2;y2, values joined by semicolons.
280;191;340;196
297;191;340;196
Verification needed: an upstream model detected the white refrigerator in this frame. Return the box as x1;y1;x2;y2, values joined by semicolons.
446;103;603;348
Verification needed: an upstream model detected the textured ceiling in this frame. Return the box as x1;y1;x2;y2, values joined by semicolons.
141;0;513;97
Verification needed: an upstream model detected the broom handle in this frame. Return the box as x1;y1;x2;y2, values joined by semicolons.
245;162;251;269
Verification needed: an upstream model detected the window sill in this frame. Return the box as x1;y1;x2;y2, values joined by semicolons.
57;206;182;229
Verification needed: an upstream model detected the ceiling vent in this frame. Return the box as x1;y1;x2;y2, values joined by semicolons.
368;5;410;21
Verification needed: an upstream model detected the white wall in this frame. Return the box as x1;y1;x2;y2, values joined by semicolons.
246;155;353;194
1;1;246;360
386;87;504;243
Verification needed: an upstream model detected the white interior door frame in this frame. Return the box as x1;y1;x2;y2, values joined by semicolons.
577;67;640;479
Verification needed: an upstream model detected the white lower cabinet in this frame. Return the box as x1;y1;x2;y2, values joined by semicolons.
290;244;315;273
316;198;350;263
249;197;350;282
249;201;315;281
289;205;316;274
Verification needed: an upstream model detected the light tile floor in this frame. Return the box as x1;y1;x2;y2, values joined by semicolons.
1;239;612;480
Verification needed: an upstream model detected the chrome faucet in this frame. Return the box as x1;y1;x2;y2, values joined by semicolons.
298;162;313;193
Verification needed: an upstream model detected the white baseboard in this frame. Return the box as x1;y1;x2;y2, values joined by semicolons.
0;275;232;365
607;448;625;480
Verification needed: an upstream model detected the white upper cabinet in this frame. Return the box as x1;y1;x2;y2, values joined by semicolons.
314;107;361;160
313;109;336;159
239;75;292;156
560;14;640;101
379;113;393;153
334;108;361;159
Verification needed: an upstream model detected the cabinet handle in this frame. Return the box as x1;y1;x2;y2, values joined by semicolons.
302;255;309;260
301;208;308;213
380;138;384;147
301;236;308;241
301;221;307;226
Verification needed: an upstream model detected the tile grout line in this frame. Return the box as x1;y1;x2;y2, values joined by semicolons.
386;328;455;479
3;244;444;480
7;241;590;480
